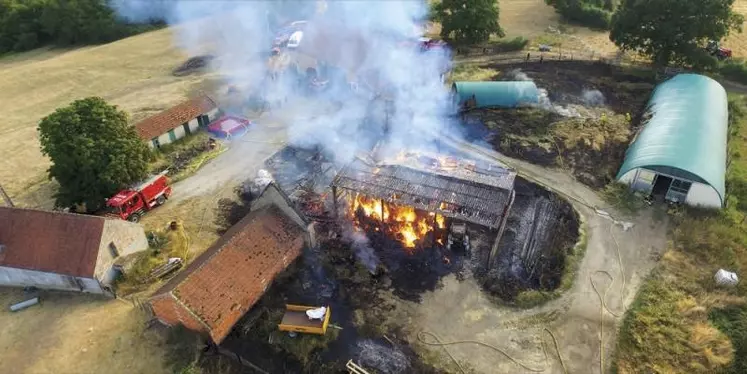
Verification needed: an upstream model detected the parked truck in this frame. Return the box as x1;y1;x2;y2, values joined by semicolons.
105;171;172;222
706;40;732;60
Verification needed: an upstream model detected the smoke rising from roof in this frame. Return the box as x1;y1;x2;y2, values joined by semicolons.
109;0;458;165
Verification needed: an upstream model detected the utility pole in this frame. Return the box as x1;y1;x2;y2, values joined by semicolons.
0;183;14;207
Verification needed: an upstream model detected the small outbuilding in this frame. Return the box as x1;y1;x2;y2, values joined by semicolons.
135;95;221;149
616;74;728;208
0;207;149;295
452;81;540;111
148;183;315;343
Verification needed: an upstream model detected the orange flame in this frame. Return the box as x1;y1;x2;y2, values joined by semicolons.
348;194;439;249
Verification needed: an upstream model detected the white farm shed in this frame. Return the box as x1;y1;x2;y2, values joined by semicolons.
135;95;221;149
616;74;727;208
0;207;149;295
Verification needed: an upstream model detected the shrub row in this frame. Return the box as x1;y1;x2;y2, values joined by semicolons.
559;3;612;30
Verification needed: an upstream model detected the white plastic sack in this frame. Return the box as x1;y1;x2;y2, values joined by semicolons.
715;269;739;287
306;306;327;320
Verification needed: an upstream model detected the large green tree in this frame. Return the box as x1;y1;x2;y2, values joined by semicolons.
610;0;743;66
38;97;151;210
432;0;504;45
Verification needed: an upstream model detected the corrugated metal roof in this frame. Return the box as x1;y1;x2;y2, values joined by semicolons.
452;81;539;109
331;159;514;228
616;74;728;205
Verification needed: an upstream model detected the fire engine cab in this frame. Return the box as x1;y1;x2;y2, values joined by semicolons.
105;171;172;222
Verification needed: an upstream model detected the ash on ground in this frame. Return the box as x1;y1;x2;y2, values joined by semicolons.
475;177;580;301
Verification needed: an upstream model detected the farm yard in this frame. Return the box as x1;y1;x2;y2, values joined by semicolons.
1;0;747;374
0;27;208;208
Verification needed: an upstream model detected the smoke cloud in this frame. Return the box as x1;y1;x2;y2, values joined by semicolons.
109;0;457;164
345;228;380;273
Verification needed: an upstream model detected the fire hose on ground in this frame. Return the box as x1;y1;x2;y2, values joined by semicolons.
417;328;567;374
417;222;626;374
417;133;629;373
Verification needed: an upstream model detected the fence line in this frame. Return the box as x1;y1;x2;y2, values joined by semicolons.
454;46;655;70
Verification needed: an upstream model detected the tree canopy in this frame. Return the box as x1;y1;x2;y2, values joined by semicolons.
432;0;504;45
0;0;161;54
610;0;743;66
37;97;152;210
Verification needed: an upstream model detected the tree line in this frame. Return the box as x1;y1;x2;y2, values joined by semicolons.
433;0;744;69
0;0;161;54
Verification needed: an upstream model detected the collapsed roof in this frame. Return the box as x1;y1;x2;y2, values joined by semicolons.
331;155;516;228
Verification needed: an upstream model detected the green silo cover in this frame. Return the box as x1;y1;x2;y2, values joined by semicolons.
616;74;728;205
452;81;539;108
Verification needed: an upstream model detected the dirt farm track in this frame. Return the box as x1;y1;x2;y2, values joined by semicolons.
0;1;746;373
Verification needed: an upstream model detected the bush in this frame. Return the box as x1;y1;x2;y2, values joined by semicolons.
559;3;612;30
602;182;646;215
718;60;747;85
493;36;529;52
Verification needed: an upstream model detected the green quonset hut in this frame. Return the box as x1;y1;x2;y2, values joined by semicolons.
452;81;540;109
616;74;728;208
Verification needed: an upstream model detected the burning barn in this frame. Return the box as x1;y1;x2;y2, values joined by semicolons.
330;151;516;263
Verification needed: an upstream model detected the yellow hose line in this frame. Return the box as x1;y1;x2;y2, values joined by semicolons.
420;224;626;374
417;328;567;374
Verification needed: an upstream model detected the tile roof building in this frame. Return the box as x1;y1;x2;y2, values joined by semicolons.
0;207;149;295
134;95;221;149
148;184;314;343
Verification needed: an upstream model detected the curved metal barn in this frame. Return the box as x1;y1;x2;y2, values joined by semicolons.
616;74;728;208
451;81;540;110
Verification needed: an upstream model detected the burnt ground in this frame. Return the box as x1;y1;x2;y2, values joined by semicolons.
492;61;654;114
458;61;655;189
218;242;449;374
474;177;580;301
205;143;579;372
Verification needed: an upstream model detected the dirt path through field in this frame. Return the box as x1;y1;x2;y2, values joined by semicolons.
400;133;668;374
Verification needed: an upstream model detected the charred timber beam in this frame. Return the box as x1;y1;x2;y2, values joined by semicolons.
334;167;507;203
488;189;516;267
332;175;506;210
336;185;501;228
332;186;338;219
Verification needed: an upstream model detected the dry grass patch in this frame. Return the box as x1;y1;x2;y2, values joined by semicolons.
0;26;211;200
449;64;499;81
0;288;169;374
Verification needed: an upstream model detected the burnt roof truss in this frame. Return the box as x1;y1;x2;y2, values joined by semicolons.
331;160;512;228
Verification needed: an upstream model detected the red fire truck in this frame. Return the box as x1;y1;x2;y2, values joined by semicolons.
105;171;172;222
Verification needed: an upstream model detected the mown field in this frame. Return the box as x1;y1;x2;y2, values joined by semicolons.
0;26;211;207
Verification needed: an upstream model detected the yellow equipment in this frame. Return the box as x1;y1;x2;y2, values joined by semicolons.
277;304;331;335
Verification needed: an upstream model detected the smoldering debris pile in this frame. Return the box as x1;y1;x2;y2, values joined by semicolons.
477;177;579;300
257;146;338;218
265;146;337;196
172;55;215;76
353;339;411;374
582;89;606;107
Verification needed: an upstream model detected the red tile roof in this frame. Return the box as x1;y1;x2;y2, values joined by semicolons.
149;205;306;343
134;95;217;140
0;207;105;278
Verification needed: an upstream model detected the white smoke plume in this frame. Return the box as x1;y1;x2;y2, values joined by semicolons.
582;89;606;107
345;228;380;273
109;0;459;165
